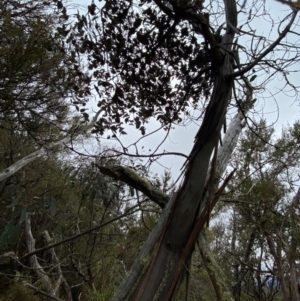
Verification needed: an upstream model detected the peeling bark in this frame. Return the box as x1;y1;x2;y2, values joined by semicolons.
110;107;245;301
111;0;238;299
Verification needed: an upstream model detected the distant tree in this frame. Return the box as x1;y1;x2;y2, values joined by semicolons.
0;0;91;141
0;0;96;181
0;2;93;299
209;120;300;301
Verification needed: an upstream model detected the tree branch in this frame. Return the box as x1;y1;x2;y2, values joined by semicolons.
0;110;101;182
25;283;65;301
231;12;297;78
24;218;55;296
96;165;169;208
20;203;141;261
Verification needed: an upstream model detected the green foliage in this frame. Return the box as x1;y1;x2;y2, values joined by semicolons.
0;283;40;301
0;1;299;301
0;0;89;143
0;0;89;248
207;120;300;301
152;170;177;195
85;287;116;301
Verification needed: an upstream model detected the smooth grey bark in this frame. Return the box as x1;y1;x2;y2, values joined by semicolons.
24;218;56;296
0;143;52;182
24;218;72;301
216;112;246;177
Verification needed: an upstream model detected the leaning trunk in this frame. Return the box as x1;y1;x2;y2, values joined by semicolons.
131;57;234;301
111;0;237;299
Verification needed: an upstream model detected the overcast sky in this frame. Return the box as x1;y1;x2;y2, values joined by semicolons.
72;0;300;179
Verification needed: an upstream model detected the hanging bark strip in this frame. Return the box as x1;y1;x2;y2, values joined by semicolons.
165;168;236;300
127;3;238;301
110;111;246;301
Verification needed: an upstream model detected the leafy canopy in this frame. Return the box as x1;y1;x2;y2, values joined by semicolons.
67;0;213;136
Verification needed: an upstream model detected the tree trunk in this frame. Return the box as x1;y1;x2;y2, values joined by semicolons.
111;1;237;299
265;234;289;301
290;257;300;301
24;218;55;296
231;210;241;301
130;66;233;301
106;104;246;301
199;231;233;301
288;188;300;301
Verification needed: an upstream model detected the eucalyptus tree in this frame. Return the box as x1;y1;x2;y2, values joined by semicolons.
57;0;300;299
0;0;91;136
0;2;92;298
210;120;300;301
0;0;94;183
0;0;299;300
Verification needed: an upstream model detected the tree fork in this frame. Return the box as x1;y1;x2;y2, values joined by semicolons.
130;68;235;301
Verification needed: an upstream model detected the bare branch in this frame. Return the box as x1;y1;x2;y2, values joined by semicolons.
24;283;65;301
231;12;297;78
24;218;55;296
20;204;141;261
0;110;101;182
